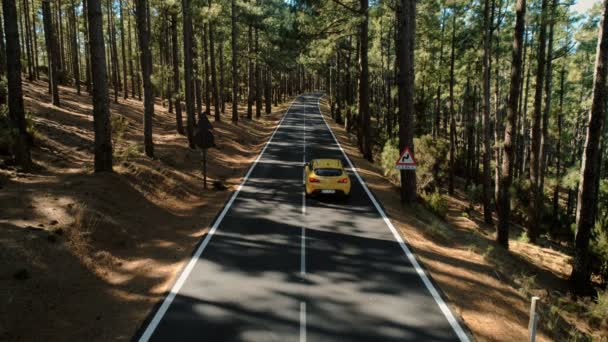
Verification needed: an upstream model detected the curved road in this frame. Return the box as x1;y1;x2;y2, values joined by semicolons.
134;94;470;342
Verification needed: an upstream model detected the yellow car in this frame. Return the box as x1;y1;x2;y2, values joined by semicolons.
304;159;351;198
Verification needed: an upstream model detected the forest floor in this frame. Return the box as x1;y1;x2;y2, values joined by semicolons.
0;80;290;341
319;98;607;342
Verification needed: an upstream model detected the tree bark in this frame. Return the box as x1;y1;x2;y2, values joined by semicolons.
497;0;526;249
448;11;457;195
171;11;184;135
396;0;416;202
183;0;196;146
255;27;262;119
359;0;372;161
219;39;225;114
231;0;238;124
3;0;32;170
571;0;608;294
528;0;549;243
208;2;220;121
247;23;253;120
86;0;113;172
42;0;61;106
0;10;6;78
552;67;564;231
70;0;80;94
119;0;128;99
482;0;493;223
135;0;154;157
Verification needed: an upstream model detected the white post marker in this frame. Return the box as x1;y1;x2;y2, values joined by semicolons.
395;146;417;170
528;296;540;342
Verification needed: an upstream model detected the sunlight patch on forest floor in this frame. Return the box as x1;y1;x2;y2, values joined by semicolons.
0;80;291;341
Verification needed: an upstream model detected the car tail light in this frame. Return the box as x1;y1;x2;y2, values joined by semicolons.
338;178;349;184
309;177;320;183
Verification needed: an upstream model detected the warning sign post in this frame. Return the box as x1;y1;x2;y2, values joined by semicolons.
395;146;416;170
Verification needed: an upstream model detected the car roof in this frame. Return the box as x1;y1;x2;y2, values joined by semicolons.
312;159;343;169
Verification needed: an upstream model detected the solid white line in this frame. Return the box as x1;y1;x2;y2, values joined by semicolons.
301;104;306;276
299;301;307;342
315;98;471;342
137;99;299;342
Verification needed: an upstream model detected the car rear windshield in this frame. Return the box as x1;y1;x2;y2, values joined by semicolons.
314;168;343;177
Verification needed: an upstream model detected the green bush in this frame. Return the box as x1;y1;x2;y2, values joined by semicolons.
589;288;608;328
414;134;449;192
422;190;449;218
111;114;129;144
379;139;401;185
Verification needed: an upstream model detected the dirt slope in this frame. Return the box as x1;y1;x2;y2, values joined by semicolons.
0;81;289;341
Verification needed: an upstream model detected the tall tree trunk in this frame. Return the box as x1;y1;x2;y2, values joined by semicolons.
70;0;80;94
497;0;526;249
42;0;61;106
22;0;34;81
136;0;154;157
127;0;135;98
482;0;493;223
3;0;32;170
230;0;238;124
396;0;416;202
571;0;608;294
83;0;92;94
552;67;564;231
528;0;549;243
86;0;113;172
201;24;212;115
57;0;65;72
247;23;253;120
219;39;225;114
359;0;372;161
265;67;272;114
119;0;128;99
183;0;196;144
208;3;220;121
0;11;6;78
171;11;184;135
107;0;119;103
448;11;456;195
255;27;262;119
539;0;557;197
31;0;40;79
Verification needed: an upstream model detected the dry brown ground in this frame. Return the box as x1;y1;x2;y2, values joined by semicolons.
318;98;606;342
0;81;289;341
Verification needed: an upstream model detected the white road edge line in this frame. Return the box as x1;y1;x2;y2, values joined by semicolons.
300;301;307;342
316;98;471;342
137;98;299;342
301;103;306;276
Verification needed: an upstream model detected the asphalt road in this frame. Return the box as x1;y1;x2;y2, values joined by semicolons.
135;94;470;342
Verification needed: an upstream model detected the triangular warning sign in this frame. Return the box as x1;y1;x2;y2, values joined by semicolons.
395;147;416;170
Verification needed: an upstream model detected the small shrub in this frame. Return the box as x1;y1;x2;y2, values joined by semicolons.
414;134;449;192
379;139;400;185
589;289;608;327
114;143;141;164
517;231;530;243
422;190;449;218
111;114;129;144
